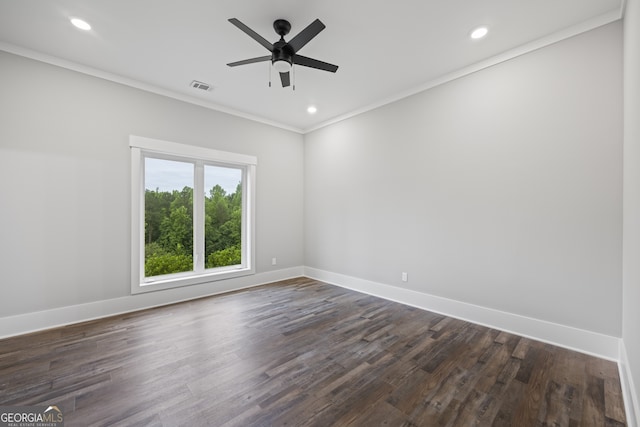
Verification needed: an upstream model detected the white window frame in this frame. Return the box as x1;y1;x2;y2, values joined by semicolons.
130;135;256;294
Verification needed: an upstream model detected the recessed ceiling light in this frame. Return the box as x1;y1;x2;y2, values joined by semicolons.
470;26;488;39
70;18;91;31
307;106;317;114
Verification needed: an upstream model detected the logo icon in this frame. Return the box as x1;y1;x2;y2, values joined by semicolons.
45;406;62;415
0;405;64;426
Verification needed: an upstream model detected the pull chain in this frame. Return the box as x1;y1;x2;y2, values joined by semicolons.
293;64;296;91
268;62;272;87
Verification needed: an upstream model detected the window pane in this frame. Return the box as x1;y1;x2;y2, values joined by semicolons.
204;165;242;269
144;157;194;277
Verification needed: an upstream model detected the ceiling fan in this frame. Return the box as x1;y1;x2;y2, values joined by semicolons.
227;18;339;88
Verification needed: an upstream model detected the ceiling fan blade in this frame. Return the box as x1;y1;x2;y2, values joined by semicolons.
228;18;273;52
227;55;271;67
293;55;338;73
279;72;291;87
287;19;325;52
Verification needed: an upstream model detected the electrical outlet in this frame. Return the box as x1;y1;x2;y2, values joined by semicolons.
401;272;408;282
272;257;277;266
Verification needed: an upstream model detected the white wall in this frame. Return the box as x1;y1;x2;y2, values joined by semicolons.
623;0;640;421
305;23;623;337
0;51;304;322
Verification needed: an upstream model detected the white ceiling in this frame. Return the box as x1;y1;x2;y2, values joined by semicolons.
0;0;623;133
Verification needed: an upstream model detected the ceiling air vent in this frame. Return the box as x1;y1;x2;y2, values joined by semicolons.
190;80;213;91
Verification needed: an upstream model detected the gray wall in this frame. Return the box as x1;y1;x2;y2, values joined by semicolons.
623;0;640;419
304;22;623;336
0;51;304;317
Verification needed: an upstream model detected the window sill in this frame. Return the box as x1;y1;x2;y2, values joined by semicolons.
132;267;254;294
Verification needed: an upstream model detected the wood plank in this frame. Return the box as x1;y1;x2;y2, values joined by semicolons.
538;380;572;426
583;375;607;426
605;376;628;424
512;346;555;425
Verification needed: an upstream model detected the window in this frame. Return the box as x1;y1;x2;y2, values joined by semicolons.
130;135;256;294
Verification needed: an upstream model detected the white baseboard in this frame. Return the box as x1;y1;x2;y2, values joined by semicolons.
0;266;304;339
304;267;620;361
620;340;640;427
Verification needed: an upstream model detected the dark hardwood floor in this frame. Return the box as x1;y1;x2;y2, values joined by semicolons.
0;277;627;426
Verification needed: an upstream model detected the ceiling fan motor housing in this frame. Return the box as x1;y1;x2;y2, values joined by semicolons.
273;20;293;71
272;39;294;69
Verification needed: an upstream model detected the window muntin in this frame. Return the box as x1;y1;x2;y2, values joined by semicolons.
130;136;256;294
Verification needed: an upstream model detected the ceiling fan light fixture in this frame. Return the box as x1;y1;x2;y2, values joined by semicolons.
273;59;292;73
